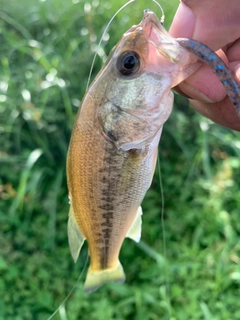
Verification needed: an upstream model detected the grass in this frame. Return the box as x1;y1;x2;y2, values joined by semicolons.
1;0;240;319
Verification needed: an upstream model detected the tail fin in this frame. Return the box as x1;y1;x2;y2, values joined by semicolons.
84;261;126;293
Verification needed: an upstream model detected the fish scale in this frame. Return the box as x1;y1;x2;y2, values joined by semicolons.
176;38;240;118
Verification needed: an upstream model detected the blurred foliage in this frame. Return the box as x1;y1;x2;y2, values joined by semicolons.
1;0;240;319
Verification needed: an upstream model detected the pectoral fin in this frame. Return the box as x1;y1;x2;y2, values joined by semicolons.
68;204;85;262
126;206;142;243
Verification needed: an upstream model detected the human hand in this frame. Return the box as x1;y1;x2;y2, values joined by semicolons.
169;0;240;131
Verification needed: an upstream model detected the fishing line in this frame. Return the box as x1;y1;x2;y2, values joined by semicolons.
157;153;172;317
150;0;172;314
47;255;89;320
86;0;135;89
151;0;165;23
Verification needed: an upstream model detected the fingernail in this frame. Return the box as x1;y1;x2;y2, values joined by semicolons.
234;64;240;80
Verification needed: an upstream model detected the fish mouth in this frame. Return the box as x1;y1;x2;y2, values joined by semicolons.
141;10;165;40
142;9;162;33
141;10;179;63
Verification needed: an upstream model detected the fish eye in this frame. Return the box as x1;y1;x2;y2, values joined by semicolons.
116;50;141;76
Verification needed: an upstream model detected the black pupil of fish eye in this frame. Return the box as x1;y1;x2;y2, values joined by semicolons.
117;51;140;76
123;55;136;70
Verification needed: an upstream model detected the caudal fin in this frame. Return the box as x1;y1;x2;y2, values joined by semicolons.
84;261;126;293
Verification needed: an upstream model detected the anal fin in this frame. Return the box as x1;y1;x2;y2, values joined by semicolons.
126;206;142;243
68;204;85;262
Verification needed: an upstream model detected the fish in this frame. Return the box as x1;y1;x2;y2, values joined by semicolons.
66;9;200;293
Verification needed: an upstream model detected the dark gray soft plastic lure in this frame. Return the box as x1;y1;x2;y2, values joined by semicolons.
176;38;240;119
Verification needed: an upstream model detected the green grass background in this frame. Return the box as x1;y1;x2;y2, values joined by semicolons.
1;0;240;319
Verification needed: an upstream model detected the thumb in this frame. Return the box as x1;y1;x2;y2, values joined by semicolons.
169;3;195;39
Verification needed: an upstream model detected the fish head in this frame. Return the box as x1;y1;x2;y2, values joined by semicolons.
109;9;199;86
89;10;199;150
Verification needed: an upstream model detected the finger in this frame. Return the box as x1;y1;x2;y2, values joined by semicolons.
169;3;195;38
176;67;226;103
189;98;240;131
176;49;229;103
170;0;240;50
227;39;240;63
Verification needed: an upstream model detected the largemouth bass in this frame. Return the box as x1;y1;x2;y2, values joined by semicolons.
66;9;199;293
